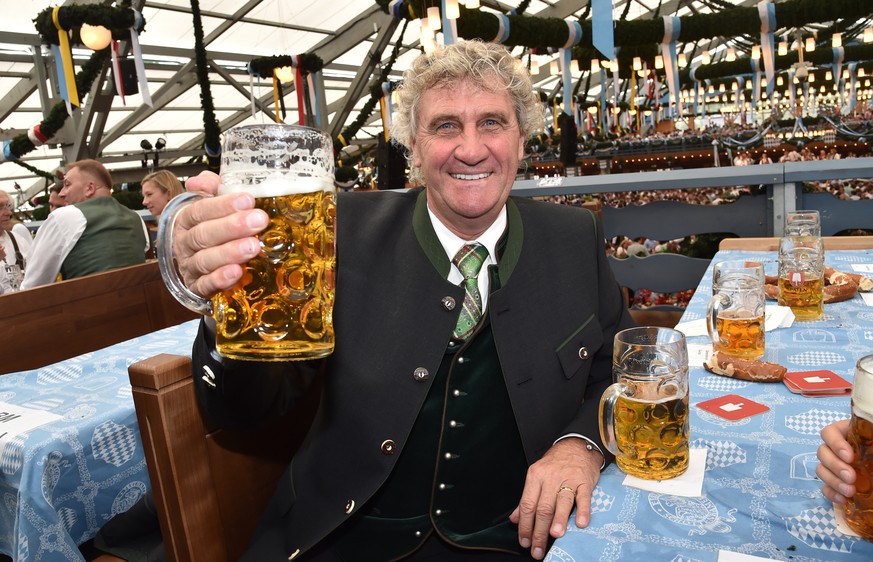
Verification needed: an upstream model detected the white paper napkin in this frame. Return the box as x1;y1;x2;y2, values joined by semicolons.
674;304;795;338
621;447;707;497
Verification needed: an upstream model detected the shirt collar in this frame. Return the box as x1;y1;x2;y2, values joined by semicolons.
427;205;507;267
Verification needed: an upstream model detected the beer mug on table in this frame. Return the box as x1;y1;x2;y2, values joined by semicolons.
777;236;824;321
706;260;766;360
599;327;690;480
843;354;873;540
157;124;336;361
785;209;821;238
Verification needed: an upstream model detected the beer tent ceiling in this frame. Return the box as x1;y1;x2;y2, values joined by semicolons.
0;0;865;203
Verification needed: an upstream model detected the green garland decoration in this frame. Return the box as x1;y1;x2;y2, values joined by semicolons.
335;18;410;152
247;54;325;79
6;49;109;161
33;3;144;46
12;160;55;183
190;0;220;170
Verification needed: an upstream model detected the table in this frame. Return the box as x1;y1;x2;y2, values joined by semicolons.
0;320;199;562
549;249;873;562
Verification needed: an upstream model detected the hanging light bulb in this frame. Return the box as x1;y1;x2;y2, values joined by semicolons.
726;48;736;62
633;57;642;71
778;41;788;56
859;68;866;78
808;73;815;83
550;60;559;75
751;46;761;60
777;76;784;86
702;51;711;65
80;23;112;51
865;28;873;43
570;59;580;75
591;59;600;73
719;83;726;92
832;33;842;48
678;53;687;67
655;55;663;69
805;37;815;52
825;70;833;81
466;0;480;8
529;60;539;75
445;0;459;20
275;66;294;82
427;7;441;30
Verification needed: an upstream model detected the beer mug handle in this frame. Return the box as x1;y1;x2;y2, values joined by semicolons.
598;382;629;456
706;293;730;347
156;192;214;316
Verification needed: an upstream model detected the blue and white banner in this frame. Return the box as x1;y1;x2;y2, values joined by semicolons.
661;16;682;117
758;1;776;96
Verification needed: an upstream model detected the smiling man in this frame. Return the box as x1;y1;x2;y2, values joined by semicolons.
169;40;634;561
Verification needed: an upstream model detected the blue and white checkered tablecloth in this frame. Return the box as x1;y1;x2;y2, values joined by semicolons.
549;249;873;562
0;320;199;562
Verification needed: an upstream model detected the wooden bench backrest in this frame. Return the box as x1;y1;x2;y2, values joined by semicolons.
0;261;198;374
128;354;318;562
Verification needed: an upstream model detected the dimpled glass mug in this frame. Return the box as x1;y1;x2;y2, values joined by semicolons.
843;355;873;540
599;327;690;480
706;260;766;360
158;124;336;361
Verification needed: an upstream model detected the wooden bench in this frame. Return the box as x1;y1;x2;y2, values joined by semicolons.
0;261;198;374
128;354;319;562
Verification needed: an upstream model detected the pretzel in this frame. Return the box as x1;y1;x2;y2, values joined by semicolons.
824;280;859;303
704;351;787;382
764;283;779;300
825;266;873;292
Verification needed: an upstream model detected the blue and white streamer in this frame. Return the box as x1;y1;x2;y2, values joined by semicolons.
758;1;776;96
388;0;404;19
848;62;858;111
129;11;152;106
592;0;615;60
833;47;845;89
560;48;573;116
441;0;457;45
0;140;15;163
750;57;762;111
492;13;510;44
563;20;583;49
661;16;682;117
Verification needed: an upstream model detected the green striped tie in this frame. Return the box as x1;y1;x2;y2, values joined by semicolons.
452;243;489;341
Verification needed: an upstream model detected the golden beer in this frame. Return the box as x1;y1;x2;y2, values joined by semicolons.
713;310;765;359
613;393;689;479
778;275;824;321
213;186;336;361
843;355;873;539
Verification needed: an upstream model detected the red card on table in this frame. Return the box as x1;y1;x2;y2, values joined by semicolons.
783;370;853;397
696;394;770;421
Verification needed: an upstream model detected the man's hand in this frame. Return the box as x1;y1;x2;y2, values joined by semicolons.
174;171;268;299
509;438;602;560
817;419;856;504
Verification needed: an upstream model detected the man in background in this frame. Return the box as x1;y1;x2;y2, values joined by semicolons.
21;159;149;289
48;184;65;213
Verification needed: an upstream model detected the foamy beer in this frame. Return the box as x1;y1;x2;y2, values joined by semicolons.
778;236;824;321
707;260;766;359
843;355;873;540
600;327;690;480
157;124;336;361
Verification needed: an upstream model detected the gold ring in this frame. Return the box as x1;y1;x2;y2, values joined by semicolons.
557;485;575;495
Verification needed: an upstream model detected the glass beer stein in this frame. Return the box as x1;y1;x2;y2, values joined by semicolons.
706;260;766;359
158;124;336;361
599;327;690;480
777;235;824;321
843;354;873;540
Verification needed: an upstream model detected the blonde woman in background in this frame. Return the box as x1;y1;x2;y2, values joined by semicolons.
141;169;184;218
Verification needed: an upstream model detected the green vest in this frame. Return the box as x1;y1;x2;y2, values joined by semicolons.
61;197;146;280
323;270;528;559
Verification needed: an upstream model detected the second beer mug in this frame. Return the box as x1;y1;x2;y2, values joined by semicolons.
706;260;766;359
777;236;824;321
158;124;336;361
599;327;690;480
842;354;873;540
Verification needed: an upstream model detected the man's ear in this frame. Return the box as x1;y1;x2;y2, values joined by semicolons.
84;180;98;198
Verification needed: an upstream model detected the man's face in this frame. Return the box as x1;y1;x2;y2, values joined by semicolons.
0;193;11;230
412;79;525;239
59;167;91;204
48;191;64;213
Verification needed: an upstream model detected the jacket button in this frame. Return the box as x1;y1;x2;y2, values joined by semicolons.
441;296;456;310
287;549;300;560
381;439;396;454
413;367;429;381
201;365;216;390
344;499;355;514
578;347;590;360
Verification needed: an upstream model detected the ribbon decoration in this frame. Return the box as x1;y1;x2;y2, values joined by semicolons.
129;10;152;106
379;82;392;140
27;125;50;148
591;0;614;60
599;67;609;130
848;61;858;112
492;13;510;44
294;55;305;126
272;71;282;123
560;21;584;117
0;141;16;163
787;67;797;111
248;72;256;119
660;16;682;117
441;0;457;45
110;40;126;106
750;57;761;111
757;1;776;96
388;0;405;19
51;7;79;108
833;47;845;91
309;70;324;129
689;65;701;117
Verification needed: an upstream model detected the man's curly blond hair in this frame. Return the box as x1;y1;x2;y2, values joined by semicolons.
390;40;542;186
